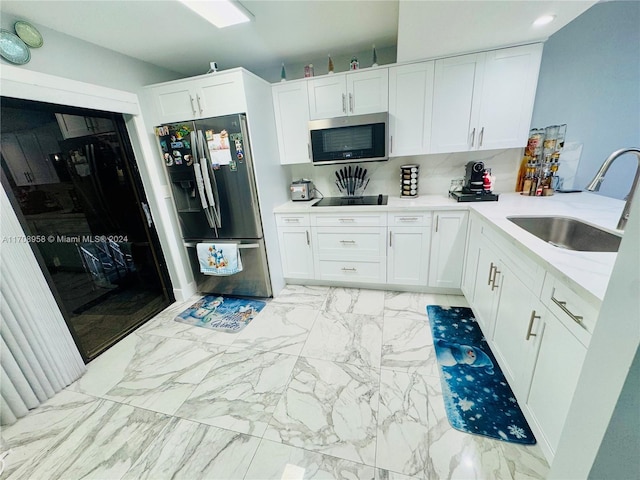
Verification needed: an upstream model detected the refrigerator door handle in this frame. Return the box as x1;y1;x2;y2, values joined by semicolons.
191;131;217;232
198;130;221;229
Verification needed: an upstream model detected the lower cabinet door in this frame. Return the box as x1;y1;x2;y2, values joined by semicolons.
387;226;430;286
526;309;587;454
277;226;314;279
428;210;468;288
491;266;543;398
471;238;500;335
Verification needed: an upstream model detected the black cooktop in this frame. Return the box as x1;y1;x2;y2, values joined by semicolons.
313;195;388;207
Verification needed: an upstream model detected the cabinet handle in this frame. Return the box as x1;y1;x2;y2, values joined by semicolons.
491;268;501;291
339;240;356;244
341;267;357;272
389;231;392;247
526;310;540;340
306;230;310;246
390;135;393;153
487;262;496;286
307;143;311;159
479;127;485;147
551;289;585;327
398;217;418;221
196;95;203;115
84;117;92;132
435;215;439;232
342;94;347;113
284;218;300;223
189;95;197;116
470;128;476;147
349;93;353;113
338;218;355;222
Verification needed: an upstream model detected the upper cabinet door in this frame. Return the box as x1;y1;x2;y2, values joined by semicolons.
347;68;389;116
307;69;388;120
194;72;246;118
476;44;543;151
151;82;198;123
388;62;434;157
308;75;347;120
272;81;311;165
431;53;484;154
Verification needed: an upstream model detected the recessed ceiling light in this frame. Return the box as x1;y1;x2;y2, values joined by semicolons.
179;0;253;28
533;15;556;27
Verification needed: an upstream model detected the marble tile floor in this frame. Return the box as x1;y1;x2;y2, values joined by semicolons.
1;285;550;480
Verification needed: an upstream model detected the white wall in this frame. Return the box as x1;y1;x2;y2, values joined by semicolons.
530;1;640;200
0;14;182;92
288;149;522;199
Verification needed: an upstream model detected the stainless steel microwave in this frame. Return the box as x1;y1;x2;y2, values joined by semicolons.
308;112;388;165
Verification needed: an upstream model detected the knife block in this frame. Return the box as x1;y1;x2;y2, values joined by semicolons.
400;164;419;198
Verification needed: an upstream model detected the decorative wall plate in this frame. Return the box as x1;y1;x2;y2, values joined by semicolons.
14;21;43;48
0;29;30;65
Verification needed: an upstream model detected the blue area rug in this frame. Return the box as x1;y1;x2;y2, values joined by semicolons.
426;305;536;445
175;295;266;333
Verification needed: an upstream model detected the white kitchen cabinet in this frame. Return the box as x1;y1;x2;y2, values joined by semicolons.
1;132;60;186
491;266;544;398
526;306;587;455
388;61;434;157
428;210;468;288
55;114;114;139
431;44;543;153
150;71;246;123
307;69;389;120
275;214;314;279
387;213;431;285
311;212;386;284
460;211;482;299
272;81;311;165
471;235;501;334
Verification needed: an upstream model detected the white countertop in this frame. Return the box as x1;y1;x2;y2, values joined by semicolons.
274;192;625;303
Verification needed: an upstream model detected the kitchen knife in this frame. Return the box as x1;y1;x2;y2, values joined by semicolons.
361;168;367;188
335;180;343;193
348;166;352;195
354;166;360;190
335;171;342;189
339;168;347;190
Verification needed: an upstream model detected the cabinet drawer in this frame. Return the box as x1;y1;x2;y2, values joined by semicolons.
275;213;310;227
387;212;432;227
316;258;385;284
541;274;598;346
314;227;386;257
312;213;385;227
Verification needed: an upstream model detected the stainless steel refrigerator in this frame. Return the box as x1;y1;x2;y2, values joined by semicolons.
155;113;271;298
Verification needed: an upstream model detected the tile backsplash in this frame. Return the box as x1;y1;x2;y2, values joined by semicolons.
288;148;523;198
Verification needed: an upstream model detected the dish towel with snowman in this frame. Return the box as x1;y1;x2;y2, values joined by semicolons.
197;243;243;276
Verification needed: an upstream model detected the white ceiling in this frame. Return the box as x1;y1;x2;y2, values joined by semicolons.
1;1;597;78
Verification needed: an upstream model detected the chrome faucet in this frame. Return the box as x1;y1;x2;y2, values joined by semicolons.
585;147;640;230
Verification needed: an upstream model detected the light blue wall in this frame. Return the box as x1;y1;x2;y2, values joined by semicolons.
530;1;640;199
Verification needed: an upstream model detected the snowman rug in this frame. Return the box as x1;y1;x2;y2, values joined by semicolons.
426;305;536;445
175;295;266;333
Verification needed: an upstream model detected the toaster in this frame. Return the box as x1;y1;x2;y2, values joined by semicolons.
290;179;315;201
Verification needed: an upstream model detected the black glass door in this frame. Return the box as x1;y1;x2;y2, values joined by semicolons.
0;97;174;361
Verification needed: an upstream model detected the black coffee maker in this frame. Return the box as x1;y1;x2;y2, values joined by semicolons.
463;161;485;193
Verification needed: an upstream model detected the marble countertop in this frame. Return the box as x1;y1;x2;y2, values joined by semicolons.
274;192;625;304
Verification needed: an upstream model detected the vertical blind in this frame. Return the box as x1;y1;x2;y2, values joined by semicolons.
0;186;85;426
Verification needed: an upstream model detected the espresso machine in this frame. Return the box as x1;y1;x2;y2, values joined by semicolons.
450;161;499;202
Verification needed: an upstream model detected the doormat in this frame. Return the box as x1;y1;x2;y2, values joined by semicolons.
426;305;536;445
175;295;266;333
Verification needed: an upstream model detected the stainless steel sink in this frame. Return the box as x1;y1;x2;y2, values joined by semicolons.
507;216;622;252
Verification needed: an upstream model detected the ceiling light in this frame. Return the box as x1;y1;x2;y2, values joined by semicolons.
533;15;556;27
179;0;253;28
